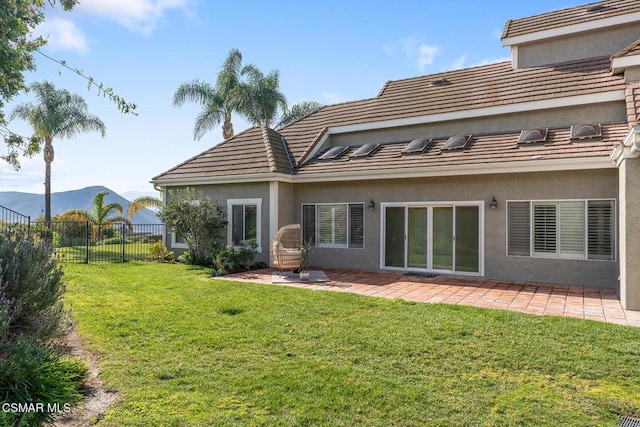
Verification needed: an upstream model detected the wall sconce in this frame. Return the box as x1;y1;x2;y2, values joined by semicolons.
368;199;375;212
490;196;498;210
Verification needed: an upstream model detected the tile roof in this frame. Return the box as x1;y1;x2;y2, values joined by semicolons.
612;39;640;58
153;57;627;183
297;122;629;176
626;83;640;125
502;0;640;41
280;56;625;161
152;127;272;181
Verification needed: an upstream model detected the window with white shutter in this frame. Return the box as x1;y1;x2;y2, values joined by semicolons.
507;199;614;261
302;203;364;249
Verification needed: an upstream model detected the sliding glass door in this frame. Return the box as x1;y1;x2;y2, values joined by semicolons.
383;203;482;275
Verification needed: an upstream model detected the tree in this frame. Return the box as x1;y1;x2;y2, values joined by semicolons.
157;188;227;265
173;48;243;140
10;81;106;225
234;64;287;128
276;101;324;129
63;191;131;240
127;195;163;220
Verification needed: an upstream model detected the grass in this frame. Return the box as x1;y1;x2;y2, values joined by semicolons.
64;262;640;426
54;242;155;263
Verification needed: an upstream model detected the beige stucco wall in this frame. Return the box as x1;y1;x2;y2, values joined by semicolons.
515;24;640;68
292;169;619;288
619;157;640;309
329;103;626;147
625;67;640;82
162;183;271;264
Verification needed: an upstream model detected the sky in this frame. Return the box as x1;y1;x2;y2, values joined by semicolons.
0;0;589;198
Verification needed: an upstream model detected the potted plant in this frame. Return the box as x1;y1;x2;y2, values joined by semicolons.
298;239;312;280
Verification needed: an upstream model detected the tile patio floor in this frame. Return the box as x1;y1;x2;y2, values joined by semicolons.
220;268;640;327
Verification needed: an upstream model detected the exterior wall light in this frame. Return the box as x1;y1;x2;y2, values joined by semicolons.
368;199;375;212
490;196;498;210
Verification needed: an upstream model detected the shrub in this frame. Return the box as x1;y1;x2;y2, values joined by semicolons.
0;231;87;426
212;243;257;276
148;241;174;261
158;189;227;266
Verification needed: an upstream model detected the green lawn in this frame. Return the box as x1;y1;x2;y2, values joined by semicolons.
64;262;640;426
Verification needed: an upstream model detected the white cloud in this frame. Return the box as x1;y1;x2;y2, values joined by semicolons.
417;44;441;72
35;18;88;53
400;36;441;73
451;55;468;70
474;56;511;66
76;0;192;35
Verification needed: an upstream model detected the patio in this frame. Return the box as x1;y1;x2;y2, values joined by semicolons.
221;268;640;327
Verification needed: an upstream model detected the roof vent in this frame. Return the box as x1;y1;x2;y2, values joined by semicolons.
431;77;450;87
570;124;602;140
442;135;472;151
518;128;548;144
350;143;380;158
586;4;605;12
402;138;433;154
318;146;348;160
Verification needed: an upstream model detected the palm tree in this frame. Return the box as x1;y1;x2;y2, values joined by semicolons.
173;48;243;140
127;195;162;221
64;191;131;240
276;101;324;129
10;81;106;225
234;64;287;128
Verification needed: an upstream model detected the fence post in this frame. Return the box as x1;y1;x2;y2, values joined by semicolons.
121;223;126;262
85;221;90;264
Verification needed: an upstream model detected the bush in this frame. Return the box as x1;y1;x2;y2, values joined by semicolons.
158;189;227;266
212;243;257;276
0;231;87;426
148;241;174;261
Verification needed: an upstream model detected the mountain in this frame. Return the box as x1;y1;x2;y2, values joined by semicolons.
0;186;162;224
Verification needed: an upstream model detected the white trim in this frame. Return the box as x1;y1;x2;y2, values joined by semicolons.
502;12;640;47
379;201;485;276
612;54;640;74
611;126;640;167
302;202;365;249
510;45;519;70
295;157;614;183
299;131;329;166
227;198;263;253
326;92;625;135
269;182;279;247
170;232;189;250
151;173;293;187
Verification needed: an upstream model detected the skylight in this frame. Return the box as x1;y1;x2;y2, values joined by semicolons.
318;146;348;160
350;143;380;158
518;128;548;144
401;138;432;154
570;124;602;140
441;135;472;151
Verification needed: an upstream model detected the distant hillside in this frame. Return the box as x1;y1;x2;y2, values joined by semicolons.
0;185;162;224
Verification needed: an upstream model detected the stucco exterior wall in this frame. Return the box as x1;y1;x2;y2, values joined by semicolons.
163;183;271;264
292;169;619;288
619;157;640;309
329;103;626;147
515;24;640;68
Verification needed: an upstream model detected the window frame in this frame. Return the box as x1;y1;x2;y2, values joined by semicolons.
506;199;616;261
301;202;365;249
227;198;262;253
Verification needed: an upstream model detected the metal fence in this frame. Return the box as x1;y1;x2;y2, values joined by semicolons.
0;204;31;235
30;222;166;263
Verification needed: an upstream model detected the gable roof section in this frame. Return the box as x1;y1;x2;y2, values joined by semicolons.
261;126;294;174
611;39;640;73
152;127;274;182
280;56;625;160
296;122;628;179
502;0;640;44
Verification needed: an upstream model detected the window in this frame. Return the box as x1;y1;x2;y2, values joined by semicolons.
507;200;614;260
302;203;364;248
227;199;262;252
171;232;189;249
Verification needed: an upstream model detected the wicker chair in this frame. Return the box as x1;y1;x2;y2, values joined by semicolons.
271;224;302;275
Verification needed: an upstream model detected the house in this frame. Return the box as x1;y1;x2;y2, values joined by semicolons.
152;0;640;310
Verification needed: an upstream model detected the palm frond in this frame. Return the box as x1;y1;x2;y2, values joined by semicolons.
276;101;324;129
127;196;162;220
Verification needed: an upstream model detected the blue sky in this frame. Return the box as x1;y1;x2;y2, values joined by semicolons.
0;0;587;197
